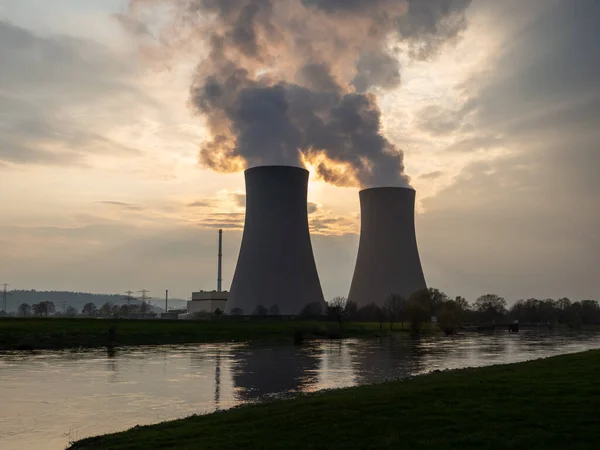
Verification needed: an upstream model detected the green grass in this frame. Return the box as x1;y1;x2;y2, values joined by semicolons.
0;318;389;350
69;350;600;450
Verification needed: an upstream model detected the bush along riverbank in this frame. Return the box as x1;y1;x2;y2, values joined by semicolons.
70;350;600;450
0;318;400;351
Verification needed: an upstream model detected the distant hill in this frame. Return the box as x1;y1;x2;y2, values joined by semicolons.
5;290;188;314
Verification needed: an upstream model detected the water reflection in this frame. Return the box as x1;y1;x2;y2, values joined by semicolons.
231;345;321;401
0;330;599;450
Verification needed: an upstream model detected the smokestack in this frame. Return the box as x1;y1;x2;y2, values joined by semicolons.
217;229;223;292
227;166;325;315
348;187;427;308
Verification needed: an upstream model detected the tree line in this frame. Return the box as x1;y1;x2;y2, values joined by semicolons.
16;301;156;318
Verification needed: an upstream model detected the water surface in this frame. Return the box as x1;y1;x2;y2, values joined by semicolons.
1;330;599;449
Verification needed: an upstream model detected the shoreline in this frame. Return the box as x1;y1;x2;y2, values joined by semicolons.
68;350;600;449
0;318;404;351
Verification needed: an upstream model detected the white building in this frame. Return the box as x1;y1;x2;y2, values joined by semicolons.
179;291;228;319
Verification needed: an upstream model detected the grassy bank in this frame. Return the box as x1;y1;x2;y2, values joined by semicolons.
0;318;387;350
70;350;600;450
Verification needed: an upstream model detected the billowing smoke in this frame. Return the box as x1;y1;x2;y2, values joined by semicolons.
122;0;472;188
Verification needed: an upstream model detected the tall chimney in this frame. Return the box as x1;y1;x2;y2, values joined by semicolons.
217;229;223;292
227;166;325;315
348;187;427;308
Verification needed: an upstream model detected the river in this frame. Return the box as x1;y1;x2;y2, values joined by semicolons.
1;330;599;449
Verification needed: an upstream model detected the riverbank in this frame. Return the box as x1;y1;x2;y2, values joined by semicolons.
0;318;392;350
70;350;600;449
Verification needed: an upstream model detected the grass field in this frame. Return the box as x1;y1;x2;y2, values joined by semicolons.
69;350;600;450
0;318;390;350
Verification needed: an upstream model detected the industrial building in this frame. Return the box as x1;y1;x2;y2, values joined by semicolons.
348;187;427;308
227;165;325;316
179;229;229;319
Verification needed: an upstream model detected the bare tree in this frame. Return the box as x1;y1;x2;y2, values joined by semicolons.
269;304;281;316
329;296;354;330
82;302;98;317
299;302;323;319
383;294;406;331
231;308;244;316
64;305;78;317
253;305;268;317
18;303;31;317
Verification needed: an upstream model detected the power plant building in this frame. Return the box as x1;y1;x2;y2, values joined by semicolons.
348;187;427;308
227;166;325;316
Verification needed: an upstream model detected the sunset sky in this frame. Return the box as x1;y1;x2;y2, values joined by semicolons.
1;0;598;304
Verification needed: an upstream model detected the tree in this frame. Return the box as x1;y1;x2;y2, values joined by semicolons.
45;301;56;316
299;302;323;319
328;296;353;330
99;302;115;317
474;294;507;322
383;294;406;331
269;304;281;316
556;297;572;324
252;305;268;317
454;296;470;311
139;301;151;314
64;305;78;317
214;308;223;316
405;290;431;333
230;308;244;316
82;302;98;317
18;303;31;317
32;301;55;317
356;303;385;323
437;300;461;335
427;288;449;316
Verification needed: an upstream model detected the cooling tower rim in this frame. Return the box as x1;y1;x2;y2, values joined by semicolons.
359;186;415;193
245;165;308;174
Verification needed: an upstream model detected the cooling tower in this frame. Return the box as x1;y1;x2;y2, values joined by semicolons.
348;187;427;308
227;166;325;315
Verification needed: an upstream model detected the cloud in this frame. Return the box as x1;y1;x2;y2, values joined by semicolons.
122;0;474;188
0;20;147;166
419;171;444;180
417;0;600;302
414;105;465;136
97;201;145;211
188;200;215;208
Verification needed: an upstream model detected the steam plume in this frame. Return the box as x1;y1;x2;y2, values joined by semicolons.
122;0;472;188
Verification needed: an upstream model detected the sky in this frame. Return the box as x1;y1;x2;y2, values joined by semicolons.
0;0;598;304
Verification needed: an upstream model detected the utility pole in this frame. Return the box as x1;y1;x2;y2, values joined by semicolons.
124;290;135;305
138;289;151;305
217;229;223;292
2;283;12;313
1;284;10;313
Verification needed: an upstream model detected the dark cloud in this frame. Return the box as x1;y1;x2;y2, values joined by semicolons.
397;0;473;60
307;202;320;215
125;0;474;187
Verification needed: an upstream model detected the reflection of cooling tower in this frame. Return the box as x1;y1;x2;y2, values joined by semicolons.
227;166;325;315
348;187;427;308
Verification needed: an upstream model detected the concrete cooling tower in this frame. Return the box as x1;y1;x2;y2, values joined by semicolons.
348;187;427;308
227;166;325;315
